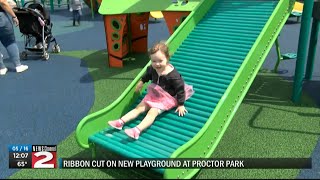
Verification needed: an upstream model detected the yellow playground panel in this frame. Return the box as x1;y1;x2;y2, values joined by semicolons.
150;11;164;20
293;1;303;13
149;0;189;20
290;1;303;22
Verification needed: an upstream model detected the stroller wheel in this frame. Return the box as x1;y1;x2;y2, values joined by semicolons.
43;52;49;60
52;44;60;53
20;51;28;60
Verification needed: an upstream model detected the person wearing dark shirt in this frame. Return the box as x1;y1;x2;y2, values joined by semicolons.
108;42;194;140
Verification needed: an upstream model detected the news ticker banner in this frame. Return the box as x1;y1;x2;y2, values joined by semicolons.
8;144;312;169
59;158;312;169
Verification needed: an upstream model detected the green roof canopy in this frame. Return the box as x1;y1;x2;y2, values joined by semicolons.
99;0;202;15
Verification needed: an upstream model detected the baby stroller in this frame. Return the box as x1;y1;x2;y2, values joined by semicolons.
13;2;60;60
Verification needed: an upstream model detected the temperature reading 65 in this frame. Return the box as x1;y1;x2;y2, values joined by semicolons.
17;161;28;167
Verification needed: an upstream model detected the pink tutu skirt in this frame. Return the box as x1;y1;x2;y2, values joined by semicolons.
142;83;194;111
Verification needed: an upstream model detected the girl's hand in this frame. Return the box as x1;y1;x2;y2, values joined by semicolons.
175;105;188;116
135;81;144;93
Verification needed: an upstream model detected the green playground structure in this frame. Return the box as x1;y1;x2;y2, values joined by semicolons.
292;0;320;103
76;0;294;179
273;37;297;73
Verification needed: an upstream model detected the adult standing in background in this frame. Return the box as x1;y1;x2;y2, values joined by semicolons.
0;0;28;75
69;0;83;26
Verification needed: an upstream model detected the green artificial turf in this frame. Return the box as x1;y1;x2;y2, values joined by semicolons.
9;51;320;179
196;72;320;179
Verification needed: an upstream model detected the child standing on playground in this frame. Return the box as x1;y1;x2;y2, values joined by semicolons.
69;0;83;26
108;41;194;140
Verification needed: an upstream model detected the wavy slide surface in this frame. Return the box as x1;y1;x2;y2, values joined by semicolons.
76;0;294;179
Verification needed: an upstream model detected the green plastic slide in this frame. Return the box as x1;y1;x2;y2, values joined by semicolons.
76;0;295;178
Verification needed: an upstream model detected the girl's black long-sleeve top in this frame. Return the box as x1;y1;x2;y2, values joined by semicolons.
141;65;186;105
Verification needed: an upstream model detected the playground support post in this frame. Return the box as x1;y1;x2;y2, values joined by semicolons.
90;0;94;19
305;19;320;80
50;0;54;12
274;38;283;72
292;1;314;103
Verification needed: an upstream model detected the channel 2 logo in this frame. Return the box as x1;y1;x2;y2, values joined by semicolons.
32;145;57;168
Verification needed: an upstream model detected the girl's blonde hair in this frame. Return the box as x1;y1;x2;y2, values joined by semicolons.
148;41;170;60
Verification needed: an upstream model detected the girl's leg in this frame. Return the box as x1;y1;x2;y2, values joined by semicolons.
136;108;159;131
121;101;150;123
124;108;160;139
108;101;149;129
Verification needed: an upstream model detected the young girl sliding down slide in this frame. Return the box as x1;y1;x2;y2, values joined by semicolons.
108;42;194;139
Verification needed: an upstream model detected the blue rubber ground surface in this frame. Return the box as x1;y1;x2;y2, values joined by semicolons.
0;6;169;178
0;7;97;178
